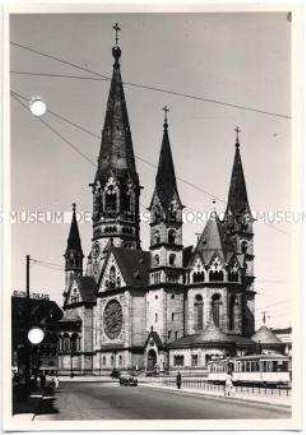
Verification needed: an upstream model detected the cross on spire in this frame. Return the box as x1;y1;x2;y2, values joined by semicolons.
113;22;121;46
235;125;241;147
162;105;169;126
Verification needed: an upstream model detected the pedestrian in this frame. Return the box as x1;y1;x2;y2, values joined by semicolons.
54;375;60;390
176;371;182;390
224;370;233;397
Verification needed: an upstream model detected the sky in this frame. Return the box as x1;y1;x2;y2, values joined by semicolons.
10;12;292;329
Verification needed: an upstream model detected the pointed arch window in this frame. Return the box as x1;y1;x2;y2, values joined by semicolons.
209;270;224;282
212;294;222;327
169;254;176;266
105;186;117;212
153;230;161;245
194;294;204;331
168;229;176;244
154;254;160;267
193;271;205;283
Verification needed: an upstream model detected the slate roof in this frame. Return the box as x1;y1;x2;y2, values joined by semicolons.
75;276;97;303
108;247;151;288
191;211;231;265
168;318;235;349
96;43;138;181
66;204;83;255
251;325;283;345
151;120;182;210
226;141;251;217
227;334;258;348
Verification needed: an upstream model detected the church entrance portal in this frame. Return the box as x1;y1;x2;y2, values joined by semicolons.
147;349;157;371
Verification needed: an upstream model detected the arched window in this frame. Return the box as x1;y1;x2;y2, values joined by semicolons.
118;355;123;366
109;266;116;288
212;294;222;327
229;295;238;330
169;254;176;266
154;254;160;266
168;229;176;244
153;231;161;245
64;334;70;352
111;355;114;366
194;294;204;331
105;188;117;211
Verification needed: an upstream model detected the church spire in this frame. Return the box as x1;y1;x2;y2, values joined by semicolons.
226;127;251;217
153;107;181;210
65;203;84;273
91;25;141;250
96;24;137;180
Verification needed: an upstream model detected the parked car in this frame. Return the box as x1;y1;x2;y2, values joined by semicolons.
119;374;138;386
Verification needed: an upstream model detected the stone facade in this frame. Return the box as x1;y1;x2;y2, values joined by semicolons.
58;37;259;375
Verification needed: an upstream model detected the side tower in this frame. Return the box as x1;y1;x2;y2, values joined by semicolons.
89;26;141;280
64;203;84;291
223;128;255;336
149;109;184;287
146;109;185;357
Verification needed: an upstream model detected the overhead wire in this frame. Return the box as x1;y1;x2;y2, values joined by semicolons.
10;41;291;120
10;88;291;236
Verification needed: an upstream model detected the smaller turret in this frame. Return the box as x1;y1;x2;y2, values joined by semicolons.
64;203;84;275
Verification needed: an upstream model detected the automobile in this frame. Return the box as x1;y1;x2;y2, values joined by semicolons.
119;374;138;386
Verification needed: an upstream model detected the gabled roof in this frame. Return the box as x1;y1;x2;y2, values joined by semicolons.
193;211;229;264
226;139;251;217
151;119;182;210
65;203;83;255
96;44;138;181
251;325;283;345
100;247;150;289
144;329;165;349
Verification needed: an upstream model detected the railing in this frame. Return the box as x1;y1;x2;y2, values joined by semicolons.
142;376;291;397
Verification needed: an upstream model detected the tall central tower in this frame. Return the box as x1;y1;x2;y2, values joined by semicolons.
90;26;141;268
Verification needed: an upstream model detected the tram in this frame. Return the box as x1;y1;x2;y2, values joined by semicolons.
207;353;291;386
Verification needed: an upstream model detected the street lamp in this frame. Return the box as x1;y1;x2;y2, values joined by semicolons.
29;97;47;116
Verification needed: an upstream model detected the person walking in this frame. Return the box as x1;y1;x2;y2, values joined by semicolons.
224;370;234;397
176;371;182;390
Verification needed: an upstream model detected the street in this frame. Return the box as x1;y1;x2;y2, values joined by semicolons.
34;381;291;420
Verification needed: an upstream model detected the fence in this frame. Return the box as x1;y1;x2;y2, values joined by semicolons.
144;376;291;397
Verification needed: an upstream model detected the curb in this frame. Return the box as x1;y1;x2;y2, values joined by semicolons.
140;383;292;411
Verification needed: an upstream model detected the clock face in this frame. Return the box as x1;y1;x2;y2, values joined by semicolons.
103;299;123;339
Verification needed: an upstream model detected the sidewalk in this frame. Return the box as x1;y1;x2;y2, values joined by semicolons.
141;382;291;408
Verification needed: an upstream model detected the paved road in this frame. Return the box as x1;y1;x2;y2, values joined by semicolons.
35;381;291;420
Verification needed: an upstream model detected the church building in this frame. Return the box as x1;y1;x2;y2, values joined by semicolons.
58;27;275;374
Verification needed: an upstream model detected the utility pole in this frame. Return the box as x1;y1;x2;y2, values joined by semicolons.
25;255;31;394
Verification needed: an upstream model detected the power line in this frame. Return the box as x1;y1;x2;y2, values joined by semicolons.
10;41;291;120
10;88;291;237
